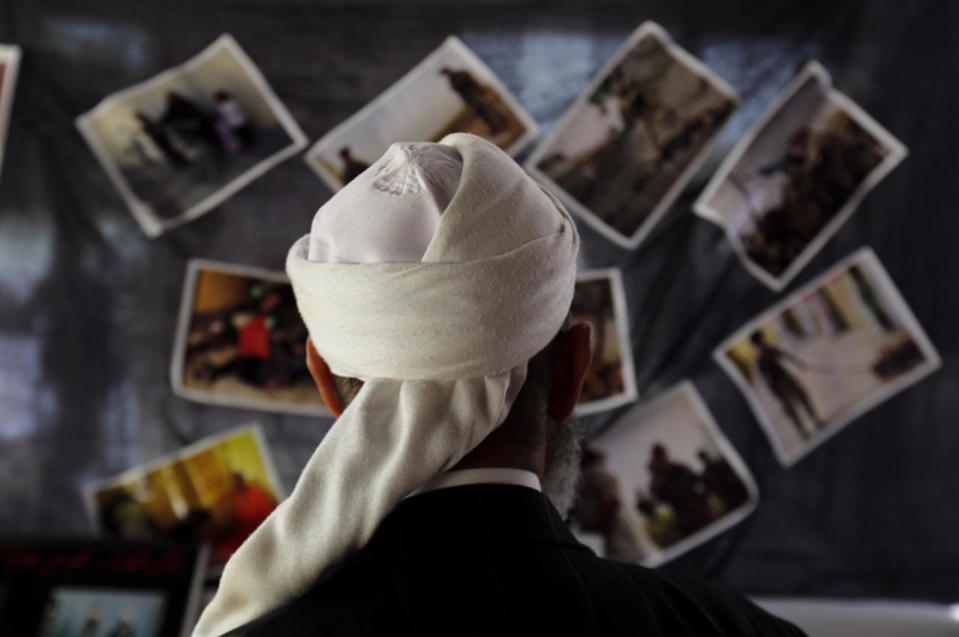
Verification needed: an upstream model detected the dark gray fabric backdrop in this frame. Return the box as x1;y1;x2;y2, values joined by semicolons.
0;0;956;601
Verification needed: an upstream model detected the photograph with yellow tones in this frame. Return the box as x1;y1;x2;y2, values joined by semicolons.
716;248;940;465
85;425;283;570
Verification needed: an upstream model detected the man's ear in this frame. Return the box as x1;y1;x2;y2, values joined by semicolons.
306;338;344;417
547;322;593;423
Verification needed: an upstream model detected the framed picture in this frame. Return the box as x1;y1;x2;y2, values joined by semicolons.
0;540;206;637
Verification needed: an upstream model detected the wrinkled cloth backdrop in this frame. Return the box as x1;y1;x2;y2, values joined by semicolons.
0;0;956;601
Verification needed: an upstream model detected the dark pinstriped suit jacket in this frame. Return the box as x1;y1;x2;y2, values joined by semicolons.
223;484;804;636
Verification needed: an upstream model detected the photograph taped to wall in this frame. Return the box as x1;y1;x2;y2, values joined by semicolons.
86;425;283;568
573;382;757;567
304;36;538;191
695;62;907;290
715;248;940;465
525;22;738;249
0;44;22;180
37;587;166;637
572;269;638;416
76;35;307;237
171;259;329;416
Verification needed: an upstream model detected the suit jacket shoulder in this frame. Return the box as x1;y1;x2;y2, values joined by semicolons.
224;485;803;637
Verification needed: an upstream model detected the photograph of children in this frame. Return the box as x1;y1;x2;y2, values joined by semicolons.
571;269;638;416
573;382;758;567
0;44;22;180
87;425;283;568
525;22;738;249
695;62;907;290
170;260;328;416
37;587;165;637
76;35;307;238
716;248;940;466
304;36;538;191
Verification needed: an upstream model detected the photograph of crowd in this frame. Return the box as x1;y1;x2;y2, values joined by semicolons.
38;587;165;637
0;44;22;180
717;248;940;465
695;62;907;290
573;382;757;566
87;426;283;568
171;260;328;415
305;36;537;190
571;269;638;416
77;35;307;237
526;22;737;249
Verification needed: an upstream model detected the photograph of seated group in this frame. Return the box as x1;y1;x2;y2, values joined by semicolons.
170;260;329;416
1;4;953;637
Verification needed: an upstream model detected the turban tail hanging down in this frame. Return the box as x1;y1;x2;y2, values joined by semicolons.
193;133;580;637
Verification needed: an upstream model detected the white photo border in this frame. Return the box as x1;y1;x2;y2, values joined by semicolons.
713;247;941;466
525;21;740;250
76;34;308;238
694;62;908;291
169;258;331;417
181;544;212;637
592;380;759;568
304;35;540;192
0;44;23;180
573;267;639;416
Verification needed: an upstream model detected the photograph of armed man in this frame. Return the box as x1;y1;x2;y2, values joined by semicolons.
304;36;537;191
695;63;907;291
718;248;940;465
193;134;802;637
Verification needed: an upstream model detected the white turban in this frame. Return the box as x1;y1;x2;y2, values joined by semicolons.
193;133;579;637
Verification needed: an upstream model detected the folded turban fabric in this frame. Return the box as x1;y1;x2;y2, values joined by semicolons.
192;133;580;637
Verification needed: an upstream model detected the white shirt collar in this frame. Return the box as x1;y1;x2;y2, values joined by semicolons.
413;468;542;497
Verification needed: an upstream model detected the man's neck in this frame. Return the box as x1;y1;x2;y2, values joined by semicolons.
415;467;542;496
450;443;544;479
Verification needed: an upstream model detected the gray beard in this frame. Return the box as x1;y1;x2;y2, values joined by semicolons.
541;418;584;519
